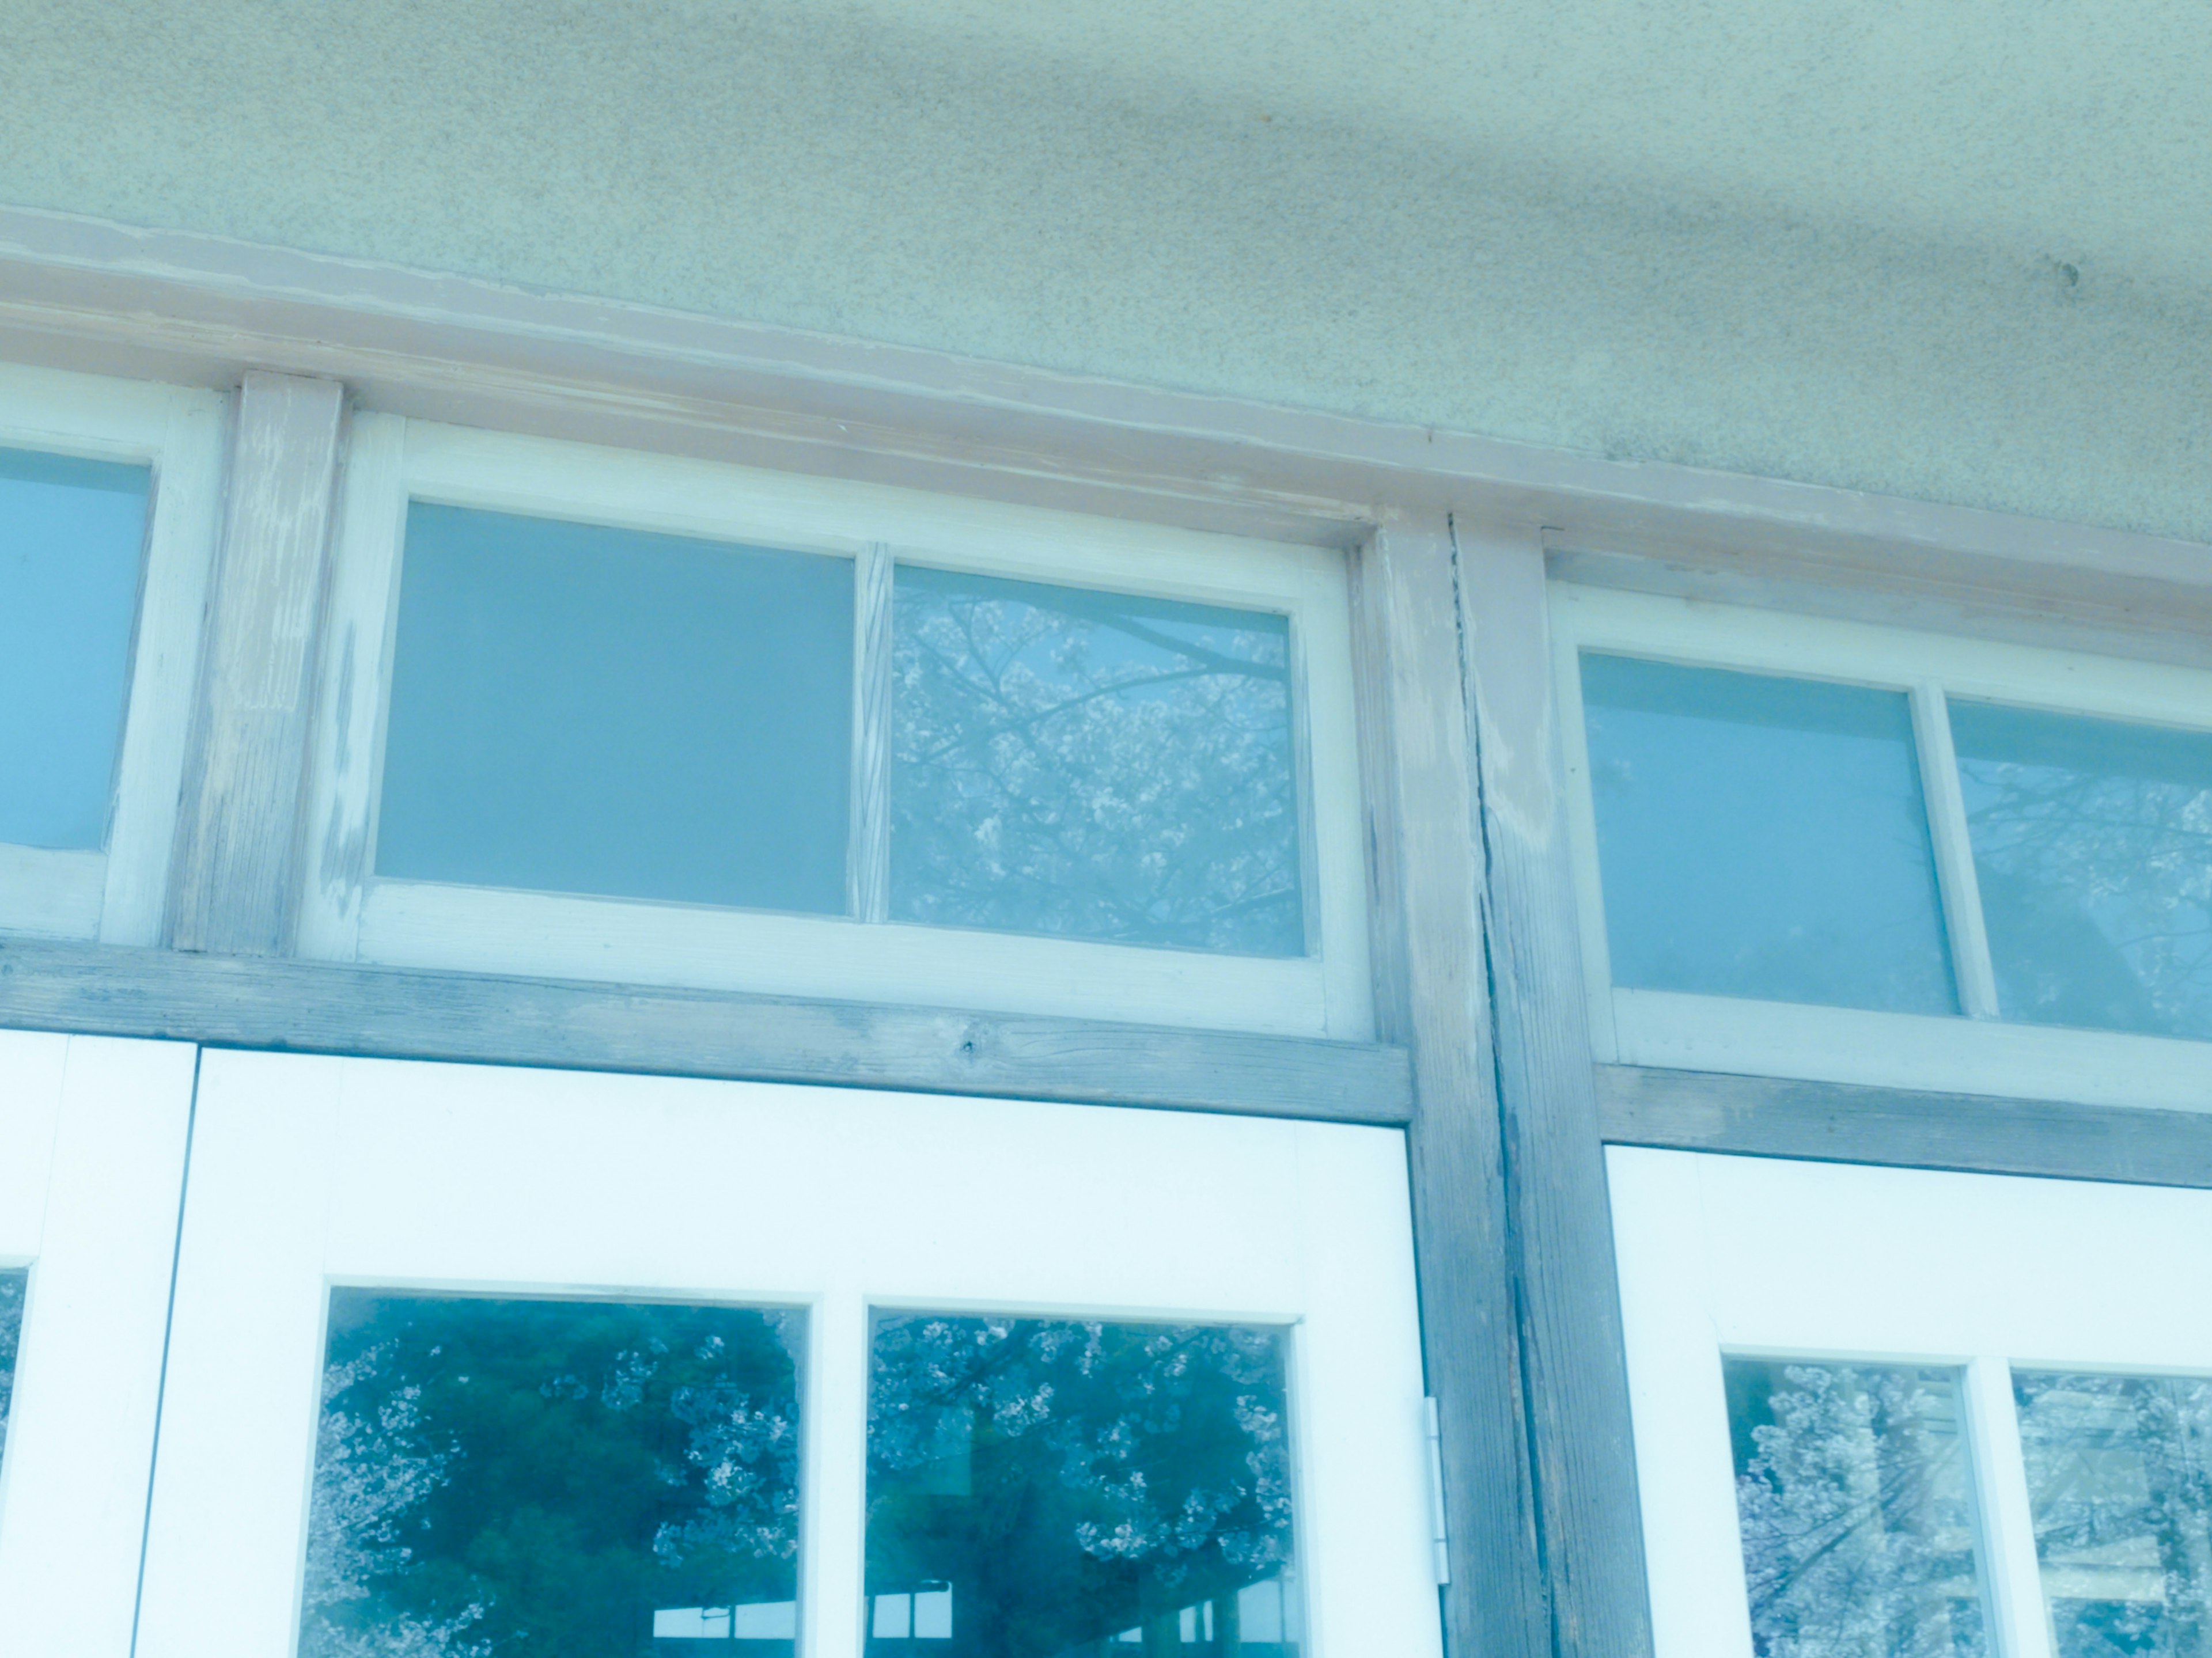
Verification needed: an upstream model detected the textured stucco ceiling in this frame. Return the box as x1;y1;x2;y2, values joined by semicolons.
1;0;2206;538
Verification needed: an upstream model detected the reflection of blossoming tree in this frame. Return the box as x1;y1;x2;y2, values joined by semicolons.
2015;1372;2212;1657
892;570;1303;957
0;1270;24;1451
300;1296;801;1658
1730;1363;1984;1658
868;1316;1295;1656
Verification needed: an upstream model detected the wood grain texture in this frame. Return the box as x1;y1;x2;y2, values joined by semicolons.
849;542;894;923
1457;519;1654;1658
1351;512;1548;1658
167;372;346;955
1597;1064;2212;1188
0;934;1411;1121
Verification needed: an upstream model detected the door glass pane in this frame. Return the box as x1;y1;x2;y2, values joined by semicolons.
1581;655;1956;1013
0;447;149;851
2014;1369;2212;1657
892;567;1304;955
300;1291;803;1658
0;1268;23;1456
866;1313;1302;1655
1950;702;2212;1041
1724;1358;1989;1656
377;504;853;913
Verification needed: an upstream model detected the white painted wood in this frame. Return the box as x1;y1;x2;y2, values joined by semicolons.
1547;613;1619;1062
1911;682;2001;1020
306;418;1372;1038
0;1030;195;1658
1962;1356;2058;1658
0;362;224;945
136;1050;1441;1658
1609;1148;2212;1658
847;542;893;923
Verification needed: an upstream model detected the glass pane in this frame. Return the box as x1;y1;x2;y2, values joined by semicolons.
0;447;149;851
891;567;1304;955
1581;655;1956;1013
377;504;853;913
0;1268;24;1458
1950;702;2212;1040
1725;1358;1988;1657
2015;1370;2212;1657
300;1291;802;1658
867;1314;1301;1656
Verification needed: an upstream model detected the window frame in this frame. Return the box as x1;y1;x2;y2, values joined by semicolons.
1552;582;2212;1110
0;363;224;945
300;416;1373;1039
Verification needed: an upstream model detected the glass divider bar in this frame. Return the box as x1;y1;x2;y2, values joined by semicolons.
1911;681;2002;1019
1961;1355;2054;1658
848;544;894;924
802;1289;869;1658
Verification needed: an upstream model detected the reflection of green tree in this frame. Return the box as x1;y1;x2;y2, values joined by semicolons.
868;1317;1295;1657
891;572;1303;958
2016;1372;2212;1658
302;1295;801;1658
0;1270;22;1451
1728;1363;1984;1658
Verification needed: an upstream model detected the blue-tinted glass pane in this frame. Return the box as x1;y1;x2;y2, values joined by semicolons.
0;1269;23;1460
1726;1359;1989;1657
1950;702;2212;1040
1582;655;1956;1014
378;504;853;913
300;1291;802;1658
2015;1371;2212;1658
867;1314;1301;1656
891;567;1303;955
0;447;148;851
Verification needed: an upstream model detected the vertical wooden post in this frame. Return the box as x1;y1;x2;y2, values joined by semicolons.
1351;511;1550;1658
167;373;347;956
1455;516;1654;1657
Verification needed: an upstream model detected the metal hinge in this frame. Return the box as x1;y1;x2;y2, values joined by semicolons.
1425;1397;1451;1586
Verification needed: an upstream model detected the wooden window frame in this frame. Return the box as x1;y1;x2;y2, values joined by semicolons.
298;416;1373;1039
1554;582;2212;1112
0;362;224;945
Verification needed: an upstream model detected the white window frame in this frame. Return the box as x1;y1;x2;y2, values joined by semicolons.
1551;582;2212;1110
300;415;1373;1039
0;363;225;944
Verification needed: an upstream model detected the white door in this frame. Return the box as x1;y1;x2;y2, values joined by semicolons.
1612;1145;2212;1658
134;1050;1441;1658
0;1030;195;1656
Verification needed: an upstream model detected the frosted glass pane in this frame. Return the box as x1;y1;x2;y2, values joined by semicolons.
0;447;148;851
1726;1359;1988;1657
300;1291;802;1658
891;567;1303;954
2015;1370;2212;1658
378;504;853;913
866;1313;1302;1656
1951;702;2212;1040
1581;655;1956;1014
0;1269;22;1460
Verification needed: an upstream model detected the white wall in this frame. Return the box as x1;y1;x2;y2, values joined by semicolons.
2;0;2206;541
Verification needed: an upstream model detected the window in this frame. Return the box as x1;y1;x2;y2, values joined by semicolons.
1553;585;2212;1108
302;419;1370;1037
1611;1148;2212;1658
0;366;224;944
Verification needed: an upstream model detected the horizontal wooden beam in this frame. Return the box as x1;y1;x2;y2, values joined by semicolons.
0;936;1412;1123
1596;1063;2212;1189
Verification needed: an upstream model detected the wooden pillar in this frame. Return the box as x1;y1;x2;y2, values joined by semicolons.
1455;516;1654;1658
1350;511;1550;1658
166;373;346;956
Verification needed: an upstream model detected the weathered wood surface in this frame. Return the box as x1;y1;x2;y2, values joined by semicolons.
0;935;1412;1121
1351;513;1548;1658
167;373;347;955
1598;1064;2212;1189
1457;520;1654;1658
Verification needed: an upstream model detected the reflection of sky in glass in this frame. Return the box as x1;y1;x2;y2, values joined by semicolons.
866;1314;1301;1656
0;1270;23;1460
2015;1371;2212;1658
378;504;853;915
892;567;1303;955
1952;703;2212;1041
1582;655;1956;1014
1726;1359;1988;1658
300;1291;802;1658
0;447;149;851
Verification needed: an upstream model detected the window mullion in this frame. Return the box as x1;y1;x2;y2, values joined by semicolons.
1910;680;2001;1019
849;541;894;924
1960;1354;2058;1658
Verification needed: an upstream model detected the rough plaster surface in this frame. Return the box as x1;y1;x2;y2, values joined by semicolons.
1;0;2206;539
